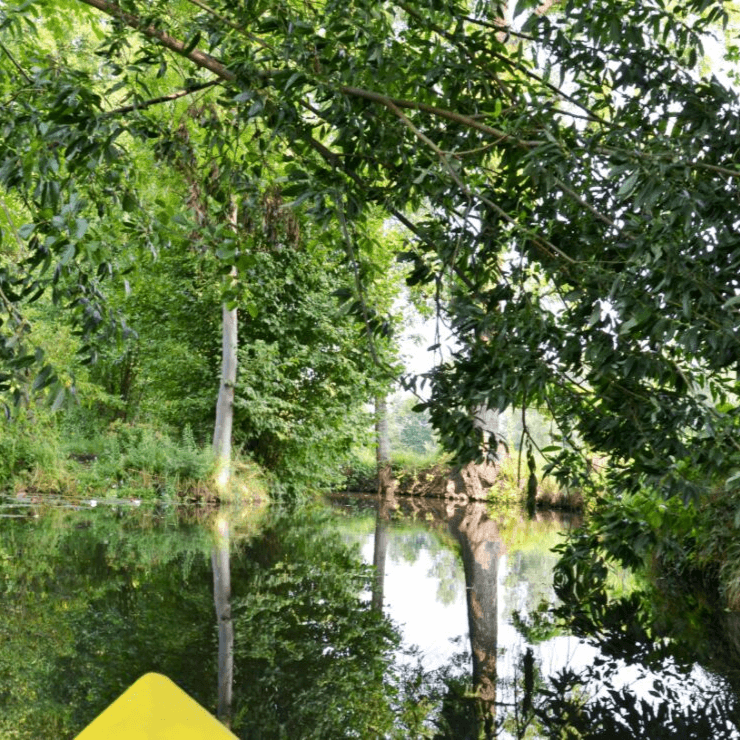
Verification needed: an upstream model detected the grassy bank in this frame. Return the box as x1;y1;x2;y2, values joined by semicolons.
342;445;592;511
0;410;268;504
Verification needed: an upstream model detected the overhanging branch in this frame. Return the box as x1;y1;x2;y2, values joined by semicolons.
102;80;221;116
77;0;236;81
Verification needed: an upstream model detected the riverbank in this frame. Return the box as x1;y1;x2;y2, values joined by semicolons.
0;418;269;505
345;454;589;512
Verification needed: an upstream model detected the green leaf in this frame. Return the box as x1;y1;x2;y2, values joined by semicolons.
74;217;88;239
617;171;639;198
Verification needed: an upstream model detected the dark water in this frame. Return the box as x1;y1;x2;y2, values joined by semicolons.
0;492;738;738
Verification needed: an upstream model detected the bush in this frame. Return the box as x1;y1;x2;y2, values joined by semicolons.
0;408;66;489
341;447;378;492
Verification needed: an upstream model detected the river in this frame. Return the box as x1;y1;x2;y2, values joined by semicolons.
0;491;737;738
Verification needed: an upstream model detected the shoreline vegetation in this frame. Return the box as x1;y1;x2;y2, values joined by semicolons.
344;457;586;512
1;403;587;511
5;411;740;620
342;447;590;512
0;413;269;506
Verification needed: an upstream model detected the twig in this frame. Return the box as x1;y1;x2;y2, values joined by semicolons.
102;80;221;116
183;0;272;51
339;85;540;148
381;96;577;265
335;199;382;369
0;40;31;83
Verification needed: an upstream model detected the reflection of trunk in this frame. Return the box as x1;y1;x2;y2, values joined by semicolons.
447;503;500;733
371;496;391;612
212;517;234;728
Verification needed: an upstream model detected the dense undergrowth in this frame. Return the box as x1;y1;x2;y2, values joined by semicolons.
0;407;268;504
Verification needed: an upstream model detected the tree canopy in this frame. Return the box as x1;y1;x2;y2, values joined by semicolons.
1;0;740;497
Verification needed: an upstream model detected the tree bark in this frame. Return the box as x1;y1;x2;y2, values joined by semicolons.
213;301;237;491
213;184;239;497
473;403;500;461
376;393;398;497
375;393;391;467
212;516;234;728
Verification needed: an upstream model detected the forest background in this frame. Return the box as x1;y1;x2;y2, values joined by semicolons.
3;0;740;610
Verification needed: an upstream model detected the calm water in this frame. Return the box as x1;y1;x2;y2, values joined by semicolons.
0;492;738;738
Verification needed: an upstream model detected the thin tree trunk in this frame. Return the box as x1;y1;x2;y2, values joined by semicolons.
213;202;239;495
213;301;237;492
375;393;391;466
376;393;397;497
212;516;234;728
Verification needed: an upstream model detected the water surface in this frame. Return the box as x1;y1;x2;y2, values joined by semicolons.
0;492;737;738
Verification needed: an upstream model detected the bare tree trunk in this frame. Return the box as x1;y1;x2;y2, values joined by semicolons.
213;204;239;495
212;516;234;728
375;393;391;466
213;301;237;493
376;393;397;497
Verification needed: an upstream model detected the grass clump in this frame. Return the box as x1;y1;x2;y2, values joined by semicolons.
68;421;216;500
0;408;74;495
490;454;588;511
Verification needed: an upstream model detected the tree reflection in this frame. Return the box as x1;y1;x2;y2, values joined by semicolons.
371;495;391;612
0;504;412;739
358;497;740;739
2;499;739;739
211;514;234;728
445;502;501;737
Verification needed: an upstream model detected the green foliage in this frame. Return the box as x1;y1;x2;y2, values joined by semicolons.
231;240;380;492
390;448;448;478
0;410;218;499
94;245;221;435
341;446;378;491
388;393;440;457
98;421;213;482
549;489;740;669
2;0;740;626
0;0;730;472
0;406;65;486
533;662;736;740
